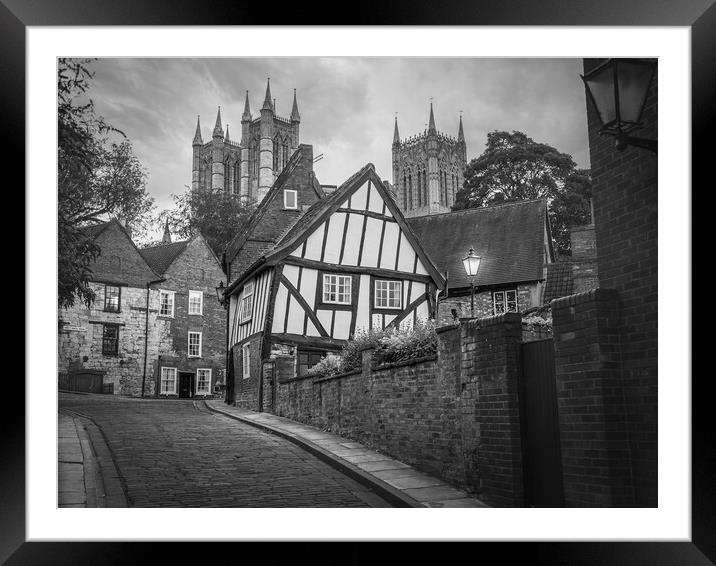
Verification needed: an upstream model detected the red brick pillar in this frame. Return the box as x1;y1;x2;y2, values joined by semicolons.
461;313;525;507
552;289;635;507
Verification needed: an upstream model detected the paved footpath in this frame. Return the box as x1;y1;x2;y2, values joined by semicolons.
58;392;391;508
205;401;489;508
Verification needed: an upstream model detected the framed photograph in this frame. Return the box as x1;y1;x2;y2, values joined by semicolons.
8;0;706;562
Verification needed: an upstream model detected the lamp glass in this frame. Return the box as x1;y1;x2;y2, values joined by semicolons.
616;60;653;125
462;252;481;278
585;65;617;126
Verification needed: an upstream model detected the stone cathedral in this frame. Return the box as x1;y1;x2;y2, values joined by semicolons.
191;79;301;204
392;103;467;218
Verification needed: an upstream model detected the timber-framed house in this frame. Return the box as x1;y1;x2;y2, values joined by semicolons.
222;144;445;409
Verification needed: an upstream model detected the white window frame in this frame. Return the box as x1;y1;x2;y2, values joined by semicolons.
188;331;202;358
159;290;175;317
196;368;212;395
374;279;402;309
284;189;298;209
239;281;254;323
160;367;177;395
242;343;251;379
322;274;352;305
493;289;518;314
188;290;203;315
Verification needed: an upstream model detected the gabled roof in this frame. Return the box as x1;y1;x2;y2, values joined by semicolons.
406;199;551;290
227;163;446;295
82;221;112;239
139;240;189;275
224;146;322;267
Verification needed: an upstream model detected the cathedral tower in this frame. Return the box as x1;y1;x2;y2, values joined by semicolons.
392;103;467;218
191;79;301;205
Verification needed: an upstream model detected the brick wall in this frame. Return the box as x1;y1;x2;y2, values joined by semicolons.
584;58;658;506
552;289;634;506
275;313;525;507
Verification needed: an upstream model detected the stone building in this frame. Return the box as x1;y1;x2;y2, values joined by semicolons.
58;219;227;398
192;79;301;205
139;229;226;398
392;103;467;218
406;199;555;325
58;219;166;396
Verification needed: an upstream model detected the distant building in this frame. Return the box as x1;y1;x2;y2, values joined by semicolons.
192;79;301;205
392;103;467;217
406;199;555;325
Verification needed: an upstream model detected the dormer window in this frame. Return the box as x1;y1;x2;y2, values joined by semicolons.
284;189;297;209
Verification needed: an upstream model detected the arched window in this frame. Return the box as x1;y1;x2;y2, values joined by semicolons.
417;170;422;207
422;169;427;205
233;161;240;194
408;173;413;208
282;142;289;168
273;138;280;171
403;173;408;209
224;159;231;192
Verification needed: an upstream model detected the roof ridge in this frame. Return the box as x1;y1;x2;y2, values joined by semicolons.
141;239;190;251
410;198;547;221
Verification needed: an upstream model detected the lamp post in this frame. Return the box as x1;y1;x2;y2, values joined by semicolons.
581;58;657;153
215;280;230;403
461;247;482;318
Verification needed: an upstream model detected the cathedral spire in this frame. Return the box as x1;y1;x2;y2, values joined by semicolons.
458;113;465;143
290;88;301;122
162;219;172;244
262;78;274;112
393;115;400;144
192;115;203;146
428;101;436;135
242;90;251;122
224;124;230;143
212;106;223;139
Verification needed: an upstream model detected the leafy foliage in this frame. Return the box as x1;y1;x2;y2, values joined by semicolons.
453;130;592;255
58;58;154;308
159;189;257;259
306;321;439;378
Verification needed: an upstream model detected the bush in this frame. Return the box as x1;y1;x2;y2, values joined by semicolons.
306;320;439;378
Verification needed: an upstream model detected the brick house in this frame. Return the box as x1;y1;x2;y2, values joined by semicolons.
222;144;444;410
406;199;556;325
139;231;226;398
58;219;165;396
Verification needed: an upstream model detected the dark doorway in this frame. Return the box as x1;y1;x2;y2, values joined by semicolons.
519;338;564;507
179;372;195;398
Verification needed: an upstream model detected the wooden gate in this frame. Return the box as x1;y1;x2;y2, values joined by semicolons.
519;338;564;507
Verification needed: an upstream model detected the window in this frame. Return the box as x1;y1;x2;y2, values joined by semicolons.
239;282;254;323
104;285;121;312
284;189;297;209
493;290;518;314
322;274;352;305
374;280;402;309
298;350;326;376
188;290;203;315
159;290;174;317
242;343;251;379
160;367;177;395
102;324;119;355
196;368;211;395
188;331;202;357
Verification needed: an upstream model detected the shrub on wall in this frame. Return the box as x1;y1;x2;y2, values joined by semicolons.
307;320;439;378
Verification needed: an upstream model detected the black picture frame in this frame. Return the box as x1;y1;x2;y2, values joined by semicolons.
7;0;707;563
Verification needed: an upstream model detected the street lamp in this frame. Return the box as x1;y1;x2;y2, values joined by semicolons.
215;281;226;307
581;58;657;153
461;247;481;318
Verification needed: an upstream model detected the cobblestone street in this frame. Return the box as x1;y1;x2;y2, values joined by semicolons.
58;393;391;508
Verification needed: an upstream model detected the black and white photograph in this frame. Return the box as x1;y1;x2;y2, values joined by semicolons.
12;18;699;557
54;53;658;510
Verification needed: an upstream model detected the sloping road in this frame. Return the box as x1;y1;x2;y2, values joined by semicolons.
59;392;391;508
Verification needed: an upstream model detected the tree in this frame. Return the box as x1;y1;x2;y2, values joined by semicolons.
58;58;154;309
159;189;257;259
452;130;591;255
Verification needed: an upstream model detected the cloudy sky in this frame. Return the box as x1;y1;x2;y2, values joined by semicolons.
86;57;590;223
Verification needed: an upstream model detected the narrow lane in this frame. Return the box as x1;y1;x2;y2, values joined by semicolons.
59;393;391;508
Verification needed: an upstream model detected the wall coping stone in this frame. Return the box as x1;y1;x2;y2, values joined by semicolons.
278;373;315;385
461;312;522;329
436;323;460;334
314;368;362;383
371;354;438;372
550;287;618;309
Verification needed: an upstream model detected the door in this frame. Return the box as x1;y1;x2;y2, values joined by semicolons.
179;372;195;398
519;338;564;507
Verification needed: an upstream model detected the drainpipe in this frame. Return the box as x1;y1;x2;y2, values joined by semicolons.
142;278;166;398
